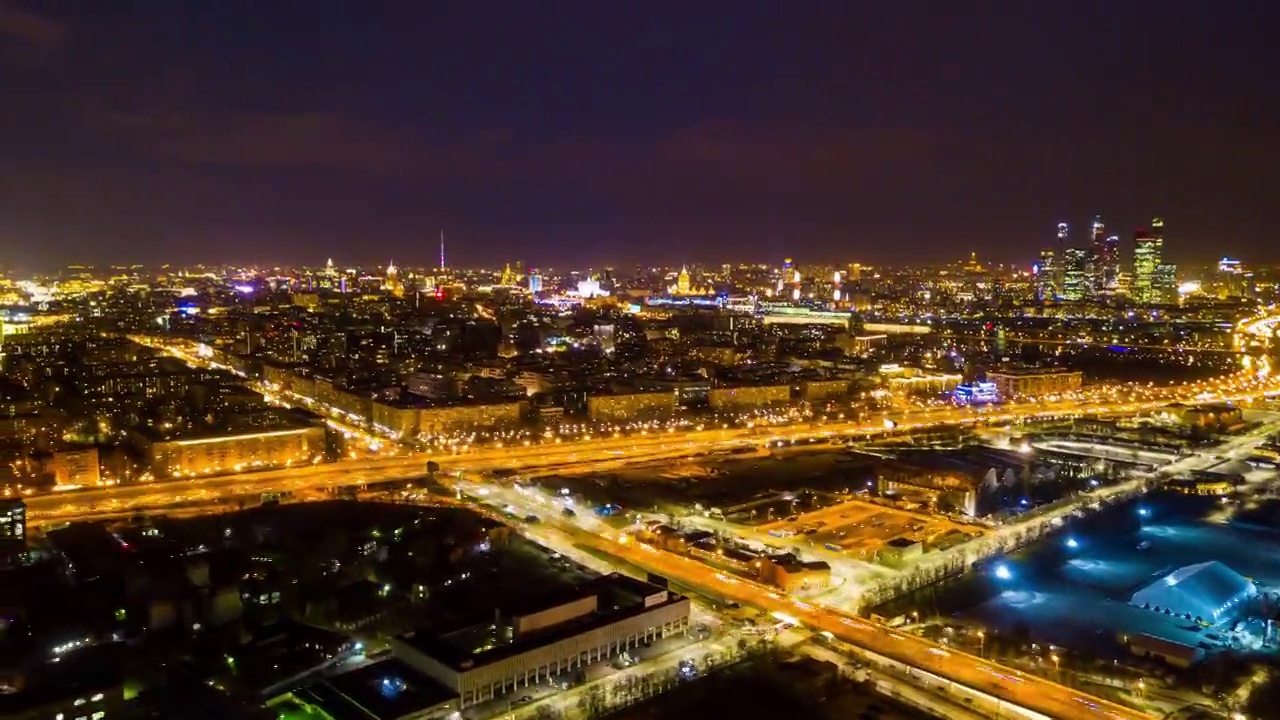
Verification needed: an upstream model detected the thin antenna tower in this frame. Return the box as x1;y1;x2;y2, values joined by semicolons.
439;230;446;270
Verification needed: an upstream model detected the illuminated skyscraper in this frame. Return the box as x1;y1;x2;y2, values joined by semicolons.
1085;216;1115;294
1062;246;1091;301
1154;262;1177;302
1036;248;1058;301
1132;221;1163;304
1087;215;1120;295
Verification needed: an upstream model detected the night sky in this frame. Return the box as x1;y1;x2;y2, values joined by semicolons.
2;2;1277;270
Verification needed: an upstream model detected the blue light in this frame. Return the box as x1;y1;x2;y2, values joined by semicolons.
1065;537;1079;549
380;676;407;700
994;563;1012;581
1138;507;1150;517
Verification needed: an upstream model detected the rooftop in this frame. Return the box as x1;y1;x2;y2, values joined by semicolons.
396;574;682;672
292;659;457;720
987;366;1081;377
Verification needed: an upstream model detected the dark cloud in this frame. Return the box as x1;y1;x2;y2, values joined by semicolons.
0;3;64;64
1;2;1279;269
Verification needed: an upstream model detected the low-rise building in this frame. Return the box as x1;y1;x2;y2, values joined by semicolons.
799;379;851;402
47;447;100;487
586;391;676;421
390;574;690;708
766;556;832;592
1178;402;1244;430
282;659;459;720
132;422;327;478
877;537;924;568
986;366;1083;399
708;384;790;411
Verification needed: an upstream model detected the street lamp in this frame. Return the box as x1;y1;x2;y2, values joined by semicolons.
977;630;985;658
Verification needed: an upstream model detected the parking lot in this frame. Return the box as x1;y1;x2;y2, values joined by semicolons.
756;498;985;560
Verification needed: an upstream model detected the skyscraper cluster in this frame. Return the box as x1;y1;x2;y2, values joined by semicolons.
1036;216;1176;304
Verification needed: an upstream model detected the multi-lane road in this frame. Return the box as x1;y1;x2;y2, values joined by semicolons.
26;371;1280;525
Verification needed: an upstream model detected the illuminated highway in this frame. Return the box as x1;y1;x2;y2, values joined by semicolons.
460;479;1146;720
23;363;1280;524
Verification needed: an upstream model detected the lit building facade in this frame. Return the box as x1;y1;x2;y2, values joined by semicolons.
986;368;1083;399
587;392;677;421
1062;246;1092;301
1132;222;1163;304
391;576;690;708
1036;248;1058;301
136;425;327;478
1154;263;1178;303
707;385;791;410
0;498;25;543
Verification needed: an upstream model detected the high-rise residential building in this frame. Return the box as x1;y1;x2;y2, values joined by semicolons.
1062;246;1091;301
1132;222;1163;304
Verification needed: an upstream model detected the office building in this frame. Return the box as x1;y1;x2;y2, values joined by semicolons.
1062;246;1091;301
1086;216;1119;295
1154;263;1178;303
1083;216;1116;295
1036;248;1058;301
1132;222;1163;304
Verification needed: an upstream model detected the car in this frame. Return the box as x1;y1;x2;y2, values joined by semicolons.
515;695;533;704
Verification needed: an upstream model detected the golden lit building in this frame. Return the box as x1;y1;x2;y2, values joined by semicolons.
587;392;677;421
708;385;791;410
417;402;526;437
47;448;100;487
383;260;405;297
667;266;711;296
800;379;851;402
986;367;1082;399
134;425;327;478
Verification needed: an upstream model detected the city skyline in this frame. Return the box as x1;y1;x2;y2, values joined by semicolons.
2;3;1278;268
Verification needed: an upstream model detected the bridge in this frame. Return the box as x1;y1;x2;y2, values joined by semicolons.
938;333;1253;355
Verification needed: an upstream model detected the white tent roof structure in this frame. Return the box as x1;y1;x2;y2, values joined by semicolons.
1131;561;1257;623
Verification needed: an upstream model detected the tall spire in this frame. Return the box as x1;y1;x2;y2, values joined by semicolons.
439;230;446;271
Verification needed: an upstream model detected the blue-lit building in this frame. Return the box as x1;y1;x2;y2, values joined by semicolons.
953;382;998;405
